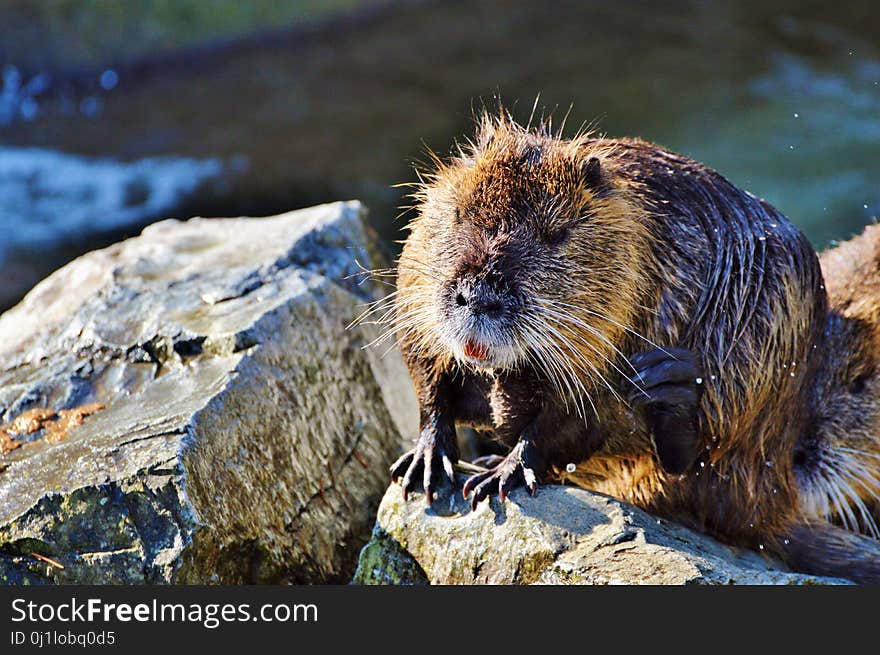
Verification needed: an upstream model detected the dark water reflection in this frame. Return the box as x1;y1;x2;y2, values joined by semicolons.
0;0;878;306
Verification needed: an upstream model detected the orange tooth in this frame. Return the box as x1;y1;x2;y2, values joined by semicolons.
464;340;489;360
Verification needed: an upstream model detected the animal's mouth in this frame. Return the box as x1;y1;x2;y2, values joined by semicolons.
454;334;521;370
464;339;489;361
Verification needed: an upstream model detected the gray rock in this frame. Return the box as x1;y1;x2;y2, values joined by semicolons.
354;479;851;585
0;200;418;584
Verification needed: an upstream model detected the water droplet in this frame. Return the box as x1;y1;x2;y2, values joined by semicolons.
565;462;576;473
19;97;38;121
705;445;712;451
790;371;795;377
79;96;102;117
772;488;778;494
722;474;730;481
789;145;795;150
695;377;703;384
749;523;755;528
700;461;706;468
758;544;765;550
793;113;799;118
766;461;774;467
99;68;119;90
710;374;716;380
784;539;790;545
865;204;870;210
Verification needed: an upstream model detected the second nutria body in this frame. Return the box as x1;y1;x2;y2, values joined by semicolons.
381;112;880;582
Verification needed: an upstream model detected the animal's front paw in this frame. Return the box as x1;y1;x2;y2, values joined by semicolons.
390;426;458;505
628;347;703;474
462;439;542;510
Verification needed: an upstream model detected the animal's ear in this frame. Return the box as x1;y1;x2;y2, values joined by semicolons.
583;156;603;188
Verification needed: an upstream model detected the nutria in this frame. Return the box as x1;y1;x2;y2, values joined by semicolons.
783;225;880;581
367;111;880;583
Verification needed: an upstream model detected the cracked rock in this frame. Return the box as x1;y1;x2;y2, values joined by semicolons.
353;481;851;585
0;200;418;584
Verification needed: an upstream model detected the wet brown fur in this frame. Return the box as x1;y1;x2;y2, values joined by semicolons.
384;111;880;581
797;226;880;538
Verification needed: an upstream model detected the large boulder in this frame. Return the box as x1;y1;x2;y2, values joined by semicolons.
0;200;418;584
354;479;850;585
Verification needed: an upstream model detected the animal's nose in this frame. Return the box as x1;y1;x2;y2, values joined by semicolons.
455;284;503;316
470;295;503;315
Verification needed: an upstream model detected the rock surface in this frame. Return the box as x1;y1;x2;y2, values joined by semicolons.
354;479;851;585
0;200;418;584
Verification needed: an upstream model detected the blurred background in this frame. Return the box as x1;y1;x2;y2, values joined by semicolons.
0;0;878;310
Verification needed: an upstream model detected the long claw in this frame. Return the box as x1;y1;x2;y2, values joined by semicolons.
470;479;491;511
471;454;505;469
400;458;419;497
390;452;413;482
523;467;537;491
473;478;493;508
526;474;538;496
423;459;435;506
498;470;512;501
462;471;489;498
442;455;455;482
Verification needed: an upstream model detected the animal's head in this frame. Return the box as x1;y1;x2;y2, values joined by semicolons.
395;113;651;407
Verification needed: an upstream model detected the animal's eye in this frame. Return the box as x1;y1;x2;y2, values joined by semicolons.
850;372;871;394
546;226;570;246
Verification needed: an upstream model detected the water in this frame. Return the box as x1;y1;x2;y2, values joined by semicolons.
0;0;877;308
0;147;224;261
